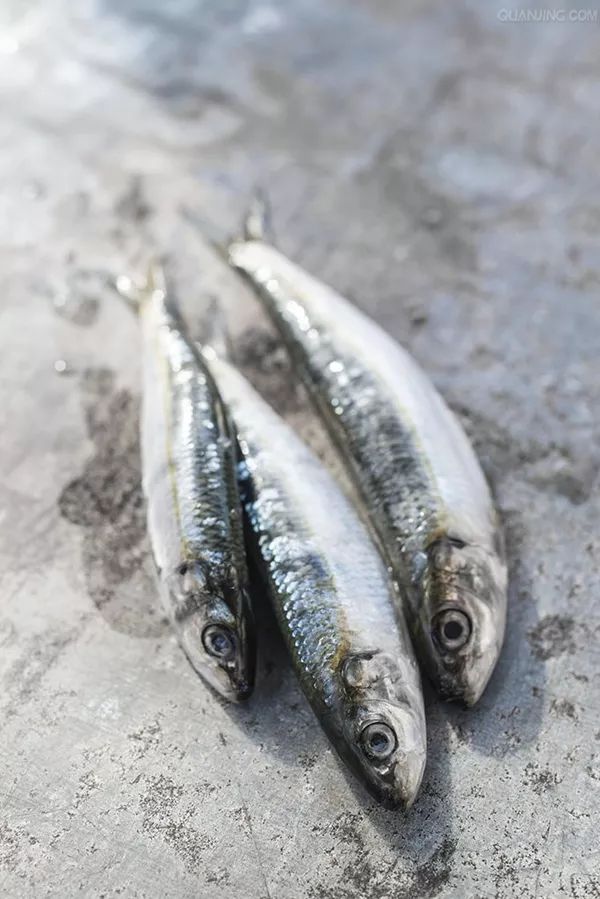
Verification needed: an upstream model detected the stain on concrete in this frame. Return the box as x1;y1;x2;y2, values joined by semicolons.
409;838;458;899
454;404;569;489
569;872;600;899
205;867;231;887
138;773;216;873
139;773;184;815
236;327;289;377
527;615;576;661
522;762;562;795
53;268;105;328
72;771;101;812
298;751;318;771
525;453;596;506
127;718;163;759
115;175;153;224
308;812;383;899
586;764;600;782
58;368;167;639
54;292;100;328
1;625;85;719
235;325;303;417
308;809;456;899
0;823;23;874
550;698;577;720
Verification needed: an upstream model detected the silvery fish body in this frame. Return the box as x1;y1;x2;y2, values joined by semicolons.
203;351;426;808
226;235;507;705
139;281;254;700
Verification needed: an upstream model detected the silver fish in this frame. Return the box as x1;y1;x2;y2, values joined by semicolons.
202;347;426;807
123;269;255;701
222;211;507;706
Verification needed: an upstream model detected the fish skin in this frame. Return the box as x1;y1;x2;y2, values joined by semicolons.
225;235;507;706
139;280;255;701
203;350;426;808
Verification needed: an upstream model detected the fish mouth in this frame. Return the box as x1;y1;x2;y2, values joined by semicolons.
194;666;253;703
174;606;255;702
178;630;253;702
206;661;255;703
397;749;427;808
433;648;499;707
460;664;496;707
356;746;426;809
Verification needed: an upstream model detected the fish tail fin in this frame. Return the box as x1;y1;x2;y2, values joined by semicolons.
145;260;167;297
242;188;272;242
113;259;167;313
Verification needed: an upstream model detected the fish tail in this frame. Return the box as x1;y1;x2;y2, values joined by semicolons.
113;259;167;313
146;260;167;297
242;188;272;242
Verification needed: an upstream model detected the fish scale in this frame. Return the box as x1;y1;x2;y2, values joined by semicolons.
204;350;426;807
243;477;344;697
137;277;254;700
225;232;508;706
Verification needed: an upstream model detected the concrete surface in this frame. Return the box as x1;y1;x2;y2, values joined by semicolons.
1;1;599;897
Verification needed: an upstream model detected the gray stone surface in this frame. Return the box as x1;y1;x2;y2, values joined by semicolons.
0;1;599;897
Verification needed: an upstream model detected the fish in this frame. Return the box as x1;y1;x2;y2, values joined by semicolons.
202;345;426;808
117;267;255;701
219;203;507;706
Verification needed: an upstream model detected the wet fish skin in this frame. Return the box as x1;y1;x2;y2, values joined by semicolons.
225;233;507;706
203;350;426;807
138;274;255;701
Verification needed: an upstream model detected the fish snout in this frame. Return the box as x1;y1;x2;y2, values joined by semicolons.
176;612;254;702
349;701;427;809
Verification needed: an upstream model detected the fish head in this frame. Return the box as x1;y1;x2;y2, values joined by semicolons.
167;561;255;702
415;537;507;706
335;651;426;808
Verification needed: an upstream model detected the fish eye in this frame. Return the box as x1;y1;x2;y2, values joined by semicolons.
433;609;472;651
202;624;236;661
360;722;397;761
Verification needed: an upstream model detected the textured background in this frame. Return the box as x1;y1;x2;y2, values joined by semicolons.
1;1;599;897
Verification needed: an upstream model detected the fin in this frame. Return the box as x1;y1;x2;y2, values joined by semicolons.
113;259;167;312
242;188;272;242
146;260;167;297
